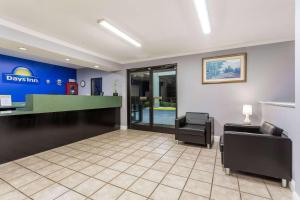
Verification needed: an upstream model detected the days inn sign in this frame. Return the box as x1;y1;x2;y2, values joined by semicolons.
2;67;40;85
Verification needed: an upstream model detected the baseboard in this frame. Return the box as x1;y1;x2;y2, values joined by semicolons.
293;191;300;200
291;179;296;191
214;136;220;142
290;179;300;200
120;125;128;130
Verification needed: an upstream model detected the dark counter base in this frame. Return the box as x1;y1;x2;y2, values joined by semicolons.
0;108;120;164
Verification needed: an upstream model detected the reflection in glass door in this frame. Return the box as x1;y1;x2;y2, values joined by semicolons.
152;69;177;127
129;71;150;126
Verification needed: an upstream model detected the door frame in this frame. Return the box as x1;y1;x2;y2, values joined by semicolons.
127;64;178;134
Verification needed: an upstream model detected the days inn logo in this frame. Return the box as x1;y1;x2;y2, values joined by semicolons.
2;67;40;85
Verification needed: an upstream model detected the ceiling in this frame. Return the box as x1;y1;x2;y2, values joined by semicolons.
0;0;294;71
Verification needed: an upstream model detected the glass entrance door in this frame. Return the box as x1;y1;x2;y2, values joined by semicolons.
128;65;177;132
152;69;177;127
129;71;151;126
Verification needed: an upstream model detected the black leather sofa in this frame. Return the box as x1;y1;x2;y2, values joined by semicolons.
220;122;292;187
175;112;214;148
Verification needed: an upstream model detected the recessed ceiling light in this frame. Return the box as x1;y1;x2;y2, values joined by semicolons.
65;58;70;61
18;47;27;51
94;65;99;68
193;0;211;34
97;19;142;48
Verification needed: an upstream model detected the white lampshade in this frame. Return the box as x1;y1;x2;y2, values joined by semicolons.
243;104;253;115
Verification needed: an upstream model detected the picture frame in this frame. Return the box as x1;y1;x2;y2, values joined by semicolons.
202;53;247;84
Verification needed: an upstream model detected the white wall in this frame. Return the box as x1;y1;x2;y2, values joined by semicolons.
123;42;295;135
295;0;300;196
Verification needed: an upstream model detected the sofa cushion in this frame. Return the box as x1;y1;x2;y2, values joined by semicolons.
259;122;283;136
180;124;206;133
186;112;209;125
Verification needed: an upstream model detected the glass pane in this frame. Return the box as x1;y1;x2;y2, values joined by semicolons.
130;71;150;125
153;70;176;127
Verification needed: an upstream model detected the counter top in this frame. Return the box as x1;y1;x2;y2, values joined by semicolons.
0;95;122;116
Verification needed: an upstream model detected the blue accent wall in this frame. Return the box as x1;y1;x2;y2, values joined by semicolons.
0;54;77;102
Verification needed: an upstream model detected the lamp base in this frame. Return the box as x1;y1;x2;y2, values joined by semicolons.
244;114;251;125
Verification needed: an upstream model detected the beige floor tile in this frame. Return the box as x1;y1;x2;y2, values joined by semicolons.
84;155;105;163
180;153;198;161
80;164;105;176
169;165;191;178
132;150;149;158
110;152;128;160
0;167;31;181
55;190;86;200
136;158;156;168
0;190;28;200
19;177;54;196
239;178;271;198
211;185;241;200
162;174;187;189
48;154;69;163
196;156;215;164
184;179;211;197
145;153;162;161
97;157;118;167
200;149;216;157
94;168;121;182
91;184;124;200
57;157;80;167
31;183;69;200
59;172;89;189
266;183;293;200
180;191;209;200
150;184;181;200
160;155;178;164
142;169;166;183
0;182;14;195
190;169;213;183
125;165;148;177
27;160;52;171
128;178;158;197
214;165;226;175
110;173;138;189
36;164;63;176
151;161;173;172
117;191;147;200
74;178;105;196
47;168;75;182
241;193;270;200
213;174;239;190
8;172;41;188
109;161;132;172
121;155;140;164
67;160;92;171
176;158;195;168
193;162;214;173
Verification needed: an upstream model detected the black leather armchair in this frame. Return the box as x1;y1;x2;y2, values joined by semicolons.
175;112;214;148
220;122;292;187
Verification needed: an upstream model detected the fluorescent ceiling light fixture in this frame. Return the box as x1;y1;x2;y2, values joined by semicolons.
18;47;27;51
193;0;211;34
94;65;99;68
97;19;141;48
65;58;70;61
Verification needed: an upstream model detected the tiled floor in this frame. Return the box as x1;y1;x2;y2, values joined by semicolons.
0;129;293;200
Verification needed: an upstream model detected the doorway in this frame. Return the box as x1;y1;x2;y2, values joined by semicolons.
127;64;177;133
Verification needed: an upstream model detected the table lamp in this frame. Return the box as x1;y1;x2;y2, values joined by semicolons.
243;104;252;124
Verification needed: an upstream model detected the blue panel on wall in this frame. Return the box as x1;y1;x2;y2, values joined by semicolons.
0;54;77;102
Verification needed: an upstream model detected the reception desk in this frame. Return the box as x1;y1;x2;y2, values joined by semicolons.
0;95;122;164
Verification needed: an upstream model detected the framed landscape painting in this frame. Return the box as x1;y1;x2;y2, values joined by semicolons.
202;53;247;84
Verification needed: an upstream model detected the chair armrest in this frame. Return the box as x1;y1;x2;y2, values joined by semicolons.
175;116;186;129
224;123;260;133
205;117;214;145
